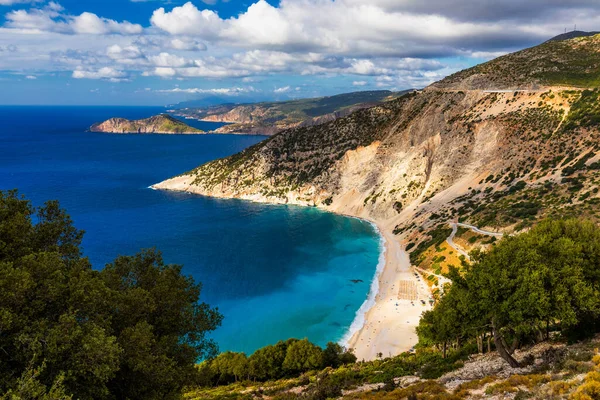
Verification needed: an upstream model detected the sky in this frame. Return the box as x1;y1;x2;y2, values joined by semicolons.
0;0;599;106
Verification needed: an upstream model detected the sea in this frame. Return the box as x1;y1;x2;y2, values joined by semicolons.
0;106;382;355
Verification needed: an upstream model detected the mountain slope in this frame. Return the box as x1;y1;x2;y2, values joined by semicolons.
432;33;600;89
173;90;410;135
547;30;600;42
91;114;203;134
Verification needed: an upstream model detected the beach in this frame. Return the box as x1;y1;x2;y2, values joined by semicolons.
344;223;432;361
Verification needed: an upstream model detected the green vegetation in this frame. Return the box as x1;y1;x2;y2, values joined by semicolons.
188;347;473;400
197;340;357;387
563;89;600;131
418;219;600;367
408;225;453;265
154;114;204;133
0;190;221;399
436;34;600;88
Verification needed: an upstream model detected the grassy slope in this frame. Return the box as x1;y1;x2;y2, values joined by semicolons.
433;34;600;89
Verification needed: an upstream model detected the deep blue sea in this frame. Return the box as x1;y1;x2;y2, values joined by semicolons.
0;106;381;355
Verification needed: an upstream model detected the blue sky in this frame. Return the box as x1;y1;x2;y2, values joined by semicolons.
0;0;598;105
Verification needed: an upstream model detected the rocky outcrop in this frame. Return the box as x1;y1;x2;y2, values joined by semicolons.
90;114;203;134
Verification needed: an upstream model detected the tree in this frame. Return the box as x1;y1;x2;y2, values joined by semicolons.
0;190;223;399
469;220;600;366
211;352;248;383
100;250;223;399
419;219;600;367
282;339;323;374
322;342;357;368
248;339;294;381
1;362;72;400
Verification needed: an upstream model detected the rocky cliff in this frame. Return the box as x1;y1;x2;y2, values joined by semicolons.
90;114;203;134
155;34;600;247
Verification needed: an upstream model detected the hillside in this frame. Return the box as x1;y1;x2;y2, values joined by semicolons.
154;33;600;365
547;30;600;42
90;114;203;134
172;90;410;135
186;336;600;399
431;33;600;89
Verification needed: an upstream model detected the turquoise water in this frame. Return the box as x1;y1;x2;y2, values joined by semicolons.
0;106;381;354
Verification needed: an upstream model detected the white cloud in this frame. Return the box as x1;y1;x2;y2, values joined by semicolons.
25;75;36;79
150;2;224;37
71;12;142;35
106;45;146;65
274;85;291;93
170;38;207;51
148;52;190;67
149;0;581;59
72;66;128;81
0;0;41;5
156;86;255;96
5;4;142;35
3;0;600;95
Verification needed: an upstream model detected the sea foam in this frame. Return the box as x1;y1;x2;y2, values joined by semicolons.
339;221;387;348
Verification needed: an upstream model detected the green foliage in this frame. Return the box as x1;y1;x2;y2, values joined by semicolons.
200;339;357;388
248;340;290;381
436;34;600;88
1;362;72;400
564;89;600;131
418;219;600;366
409;225;453;265
0;190;222;399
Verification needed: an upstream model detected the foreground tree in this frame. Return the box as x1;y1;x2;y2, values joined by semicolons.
247;340;291;381
0;190;222;399
418;219;600;367
322;342;357;368
282;339;324;374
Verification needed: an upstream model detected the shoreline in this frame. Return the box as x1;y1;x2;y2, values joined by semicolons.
339;221;387;348
151;180;430;361
342;222;431;361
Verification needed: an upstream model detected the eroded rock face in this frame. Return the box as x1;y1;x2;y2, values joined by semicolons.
90;114;203;134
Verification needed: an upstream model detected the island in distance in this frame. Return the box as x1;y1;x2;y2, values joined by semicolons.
90;114;203;134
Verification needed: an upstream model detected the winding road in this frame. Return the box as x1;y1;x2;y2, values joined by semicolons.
446;222;505;261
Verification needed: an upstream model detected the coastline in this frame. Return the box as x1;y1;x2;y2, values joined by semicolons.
343;223;431;361
151;178;430;361
339;221;386;347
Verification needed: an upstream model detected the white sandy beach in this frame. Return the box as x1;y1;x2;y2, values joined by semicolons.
345;224;432;361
